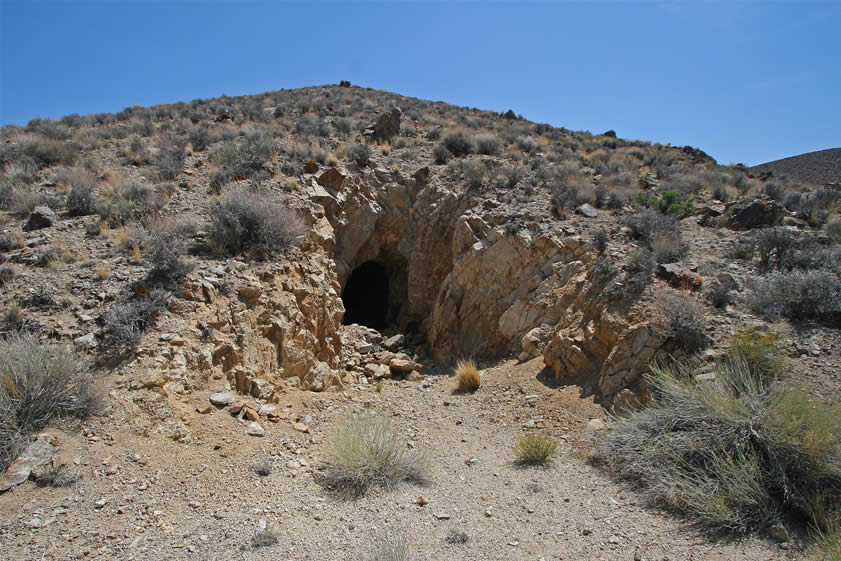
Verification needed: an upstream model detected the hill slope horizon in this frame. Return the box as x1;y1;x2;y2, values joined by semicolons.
750;147;841;185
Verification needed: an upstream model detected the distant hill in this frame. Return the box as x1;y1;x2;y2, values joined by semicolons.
749;147;841;185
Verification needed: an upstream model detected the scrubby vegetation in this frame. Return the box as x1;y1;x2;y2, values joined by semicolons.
595;359;841;536
208;186;303;254
0;334;98;472
514;433;559;466
454;359;480;393
321;411;429;498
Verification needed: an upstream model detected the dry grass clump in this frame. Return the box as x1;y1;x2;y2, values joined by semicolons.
514;433;559;466
454;359;480;393
350;534;411;561
0;334;99;473
250;524;279;549
321;411;429;498
594;359;841;537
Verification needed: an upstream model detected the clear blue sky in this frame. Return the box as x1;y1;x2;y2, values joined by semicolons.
1;1;839;166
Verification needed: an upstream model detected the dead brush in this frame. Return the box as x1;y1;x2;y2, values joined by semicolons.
454;359;480;393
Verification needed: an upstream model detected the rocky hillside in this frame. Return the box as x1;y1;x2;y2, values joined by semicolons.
0;83;840;560
750;147;841;185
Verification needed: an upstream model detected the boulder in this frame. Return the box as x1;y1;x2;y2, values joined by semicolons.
209;392;236;407
317;167;347;192
23;206;57;231
656;263;703;290
727;196;786;230
0;434;59;492
366;106;402;142
575;203;599;218
303;160;319;174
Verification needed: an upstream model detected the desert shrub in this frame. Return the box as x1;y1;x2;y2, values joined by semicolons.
152;142;185;180
0;334;98;472
592;227;608;253
713;184;731;203
461;160;487;189
728;328;784;382
748;271;841;325
441;131;474;158
659;294;708;353
209;125;274;184
454;359;480;392
826;221;841;244
19;135;78;168
103;288;171;346
516;135;538;153
321;411;429;497
250;525;278;549
590;256;619;287
208;187;304;254
625;209;680;242
142;218;195;280
348;143;370;167
754;227;796;269
187;126;214;152
475;134;503;155
0;231;24;252
98;182;164;223
350;534;411;561
608;248;656;305
514;433;558;466
550;181;591;216
334;117;352;136
252;455;273;476
66;184;97;216
594;360;841;535
651;229;687;264
36;464;80;488
635;189;694;217
0;265;14;287
706;280;734;309
432;144;452;165
665;172;705;195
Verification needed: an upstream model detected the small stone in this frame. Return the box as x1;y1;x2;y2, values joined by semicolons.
769;524;789;543
435;513;450;520
292;422;309;433
209;392;236;407
196;404;212;414
94;498;108;509
586;418;606;431
257;404;277;417
416;496;428;506
246;423;265;437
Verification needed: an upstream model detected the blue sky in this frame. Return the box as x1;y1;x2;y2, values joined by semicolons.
1;1;839;166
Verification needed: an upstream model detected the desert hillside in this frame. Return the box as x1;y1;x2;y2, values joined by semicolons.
0;83;840;560
750;147;841;185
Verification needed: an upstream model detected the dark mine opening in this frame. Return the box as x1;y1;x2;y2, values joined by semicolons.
342;261;390;331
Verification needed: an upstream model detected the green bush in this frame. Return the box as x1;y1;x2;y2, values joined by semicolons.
514;433;558;466
0;334;99;472
594;360;841;536
322;411;429;497
728;328;784;382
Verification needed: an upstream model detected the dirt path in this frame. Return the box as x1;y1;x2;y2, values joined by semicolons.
0;358;797;560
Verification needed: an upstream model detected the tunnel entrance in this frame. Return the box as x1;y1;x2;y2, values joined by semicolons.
341;261;390;331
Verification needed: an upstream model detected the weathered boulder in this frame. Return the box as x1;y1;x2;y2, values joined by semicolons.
576;203;599;218
656;263;703;290
727;196;786;230
364;106;402;143
23;206;57;231
0;434;59;492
